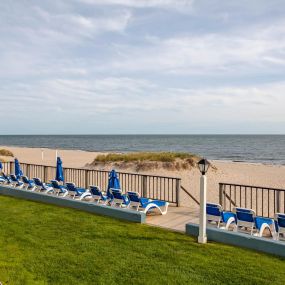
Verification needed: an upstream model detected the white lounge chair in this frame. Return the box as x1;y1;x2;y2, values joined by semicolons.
206;203;236;230
127;191;169;215
65;182;91;200
234;207;275;237
274;213;285;241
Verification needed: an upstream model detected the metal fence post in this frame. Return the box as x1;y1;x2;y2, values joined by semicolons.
176;178;181;207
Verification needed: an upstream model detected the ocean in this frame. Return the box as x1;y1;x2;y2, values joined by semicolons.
0;135;284;164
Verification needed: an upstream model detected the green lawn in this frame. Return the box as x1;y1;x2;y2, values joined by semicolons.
0;196;284;285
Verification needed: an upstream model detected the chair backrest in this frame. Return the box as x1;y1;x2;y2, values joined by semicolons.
206;203;222;217
22;176;30;184
50;180;60;189
90;186;102;196
275;213;285;228
66;182;76;192
111;188;123;199
127;191;141;203
234;207;255;223
33;177;43;186
2;172;9;180
10;174;18;182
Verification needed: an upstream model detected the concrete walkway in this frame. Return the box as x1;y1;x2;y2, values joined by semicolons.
146;206;199;232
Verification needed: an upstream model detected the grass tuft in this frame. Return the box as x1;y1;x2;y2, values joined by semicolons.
95;152;199;163
0;149;14;157
91;152;204;171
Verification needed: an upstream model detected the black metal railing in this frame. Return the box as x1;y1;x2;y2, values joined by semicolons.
219;183;285;218
1;162;181;206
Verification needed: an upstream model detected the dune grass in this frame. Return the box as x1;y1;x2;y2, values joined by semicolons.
0;149;13;157
95;152;199;163
0;195;284;285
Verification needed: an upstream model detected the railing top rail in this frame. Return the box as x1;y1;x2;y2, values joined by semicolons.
219;182;285;192
2;161;181;180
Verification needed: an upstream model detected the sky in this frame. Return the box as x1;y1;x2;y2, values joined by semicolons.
1;0;285;134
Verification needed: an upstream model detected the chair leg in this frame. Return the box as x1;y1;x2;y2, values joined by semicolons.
250;226;254;236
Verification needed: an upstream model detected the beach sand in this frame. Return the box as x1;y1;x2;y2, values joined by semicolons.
0;145;107;168
1;145;285;208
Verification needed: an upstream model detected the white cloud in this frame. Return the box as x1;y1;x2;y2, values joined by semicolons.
29;6;132;41
107;21;285;75
78;0;193;11
1;77;284;118
1;1;285;133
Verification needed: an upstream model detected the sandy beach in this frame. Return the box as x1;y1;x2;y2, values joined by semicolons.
1;145;285;208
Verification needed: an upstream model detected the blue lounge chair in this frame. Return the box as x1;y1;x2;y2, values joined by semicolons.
9;174;24;188
65;182;91;200
206;203;236;230
33;177;53;193
50;180;68;197
234;207;275;237
0;177;5;183
21;176;36;191
0;173;11;185
89;186;108;204
274;213;285;241
110;188;130;208
0;171;5;183
127;191;169;215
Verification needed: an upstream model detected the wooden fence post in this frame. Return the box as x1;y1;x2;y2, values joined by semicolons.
26;164;30;178
85;170;89;189
176;178;181;207
142;175;147;197
43;166;47;182
276;191;281;213
10;161;13;174
219;183;223;207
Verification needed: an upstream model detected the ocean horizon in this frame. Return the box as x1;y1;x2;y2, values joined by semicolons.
1;134;285;165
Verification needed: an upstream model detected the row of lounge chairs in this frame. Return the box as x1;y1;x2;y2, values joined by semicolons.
206;203;285;241
0;173;169;215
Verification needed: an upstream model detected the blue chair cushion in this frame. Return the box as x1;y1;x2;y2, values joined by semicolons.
236;209;254;223
76;188;86;194
275;216;285;231
141;199;166;209
207;206;221;216
222;211;236;223
255;217;274;231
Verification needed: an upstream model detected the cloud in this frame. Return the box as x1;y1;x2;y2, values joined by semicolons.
106;20;285;76
1;76;284;116
77;0;194;11
1;1;285;133
0;2;132;79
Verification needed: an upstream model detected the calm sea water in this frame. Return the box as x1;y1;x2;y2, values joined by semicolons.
0;135;285;164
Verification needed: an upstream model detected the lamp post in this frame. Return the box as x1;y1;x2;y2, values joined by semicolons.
198;158;210;244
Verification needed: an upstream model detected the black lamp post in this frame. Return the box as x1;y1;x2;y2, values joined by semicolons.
198;158;210;176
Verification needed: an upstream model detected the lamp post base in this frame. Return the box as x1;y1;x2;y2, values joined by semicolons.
198;236;207;244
